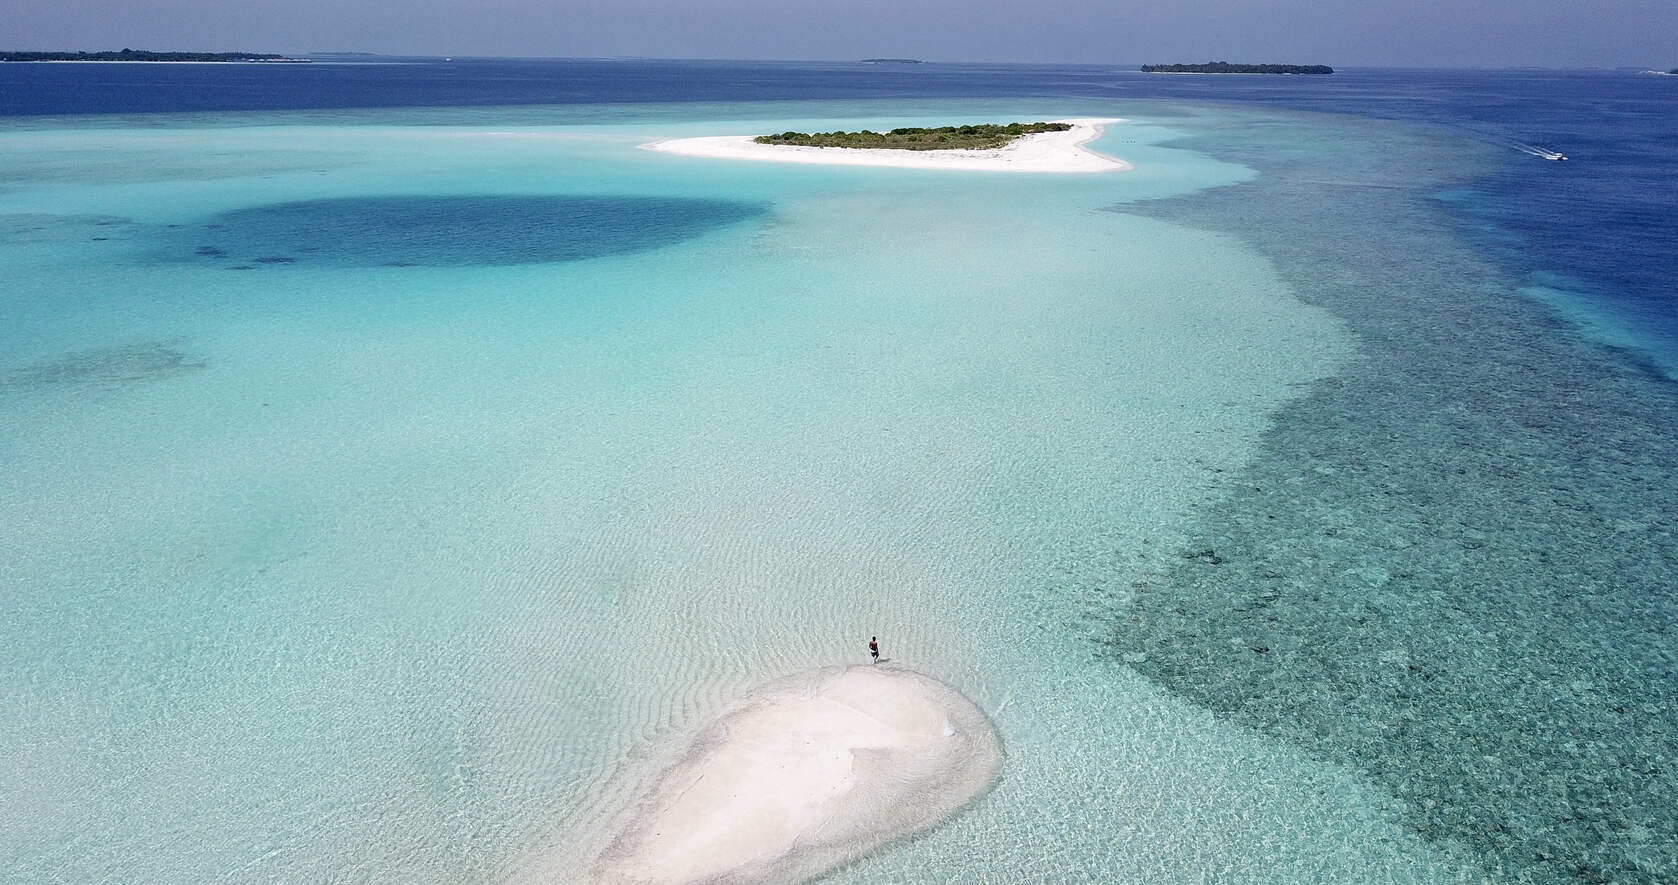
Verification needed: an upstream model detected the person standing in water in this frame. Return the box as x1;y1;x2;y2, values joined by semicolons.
869;636;879;663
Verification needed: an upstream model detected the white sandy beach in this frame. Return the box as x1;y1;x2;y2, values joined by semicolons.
590;666;1001;885
642;117;1129;173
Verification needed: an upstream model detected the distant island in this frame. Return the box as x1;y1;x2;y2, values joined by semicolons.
859;58;923;64
0;49;305;62
755;122;1071;151
1142;62;1333;74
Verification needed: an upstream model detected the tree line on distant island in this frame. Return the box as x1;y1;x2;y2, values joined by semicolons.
0;49;296;62
755;122;1071;151
1142;62;1333;74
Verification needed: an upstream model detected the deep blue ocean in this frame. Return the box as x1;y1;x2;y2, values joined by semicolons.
3;59;1674;376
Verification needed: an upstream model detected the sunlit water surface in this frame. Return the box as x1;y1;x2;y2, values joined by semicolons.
2;90;1672;884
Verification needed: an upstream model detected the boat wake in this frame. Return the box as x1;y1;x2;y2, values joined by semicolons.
1510;140;1567;161
1431;121;1570;162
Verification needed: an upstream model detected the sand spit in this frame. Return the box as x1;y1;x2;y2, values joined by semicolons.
641;118;1129;173
591;666;1001;884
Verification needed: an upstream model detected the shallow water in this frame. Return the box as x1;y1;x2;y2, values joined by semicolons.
1;87;1671;884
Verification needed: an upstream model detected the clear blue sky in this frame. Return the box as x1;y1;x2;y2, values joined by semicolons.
8;0;1675;67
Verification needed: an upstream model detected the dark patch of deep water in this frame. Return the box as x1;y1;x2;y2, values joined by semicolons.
164;195;764;268
1109;109;1678;883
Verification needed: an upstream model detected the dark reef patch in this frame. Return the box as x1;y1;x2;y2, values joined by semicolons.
3;340;205;390
1106;111;1677;883
166;194;765;268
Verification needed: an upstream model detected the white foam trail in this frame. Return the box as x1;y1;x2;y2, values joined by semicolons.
1425;121;1568;161
1509;140;1567;161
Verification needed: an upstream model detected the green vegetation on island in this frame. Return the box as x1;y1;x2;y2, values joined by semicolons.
0;49;301;62
1141;61;1333;74
755;122;1071;151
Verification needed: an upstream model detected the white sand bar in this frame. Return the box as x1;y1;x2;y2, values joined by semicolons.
642;118;1130;173
592;666;1002;884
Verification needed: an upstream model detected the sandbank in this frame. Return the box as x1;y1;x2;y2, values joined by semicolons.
641;118;1129;173
591;666;1001;884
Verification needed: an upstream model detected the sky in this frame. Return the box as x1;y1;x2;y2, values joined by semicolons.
5;0;1676;67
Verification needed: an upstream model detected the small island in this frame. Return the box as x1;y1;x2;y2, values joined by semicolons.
0;49;305;62
646;117;1128;173
755;122;1071;151
1141;62;1333;74
859;58;923;64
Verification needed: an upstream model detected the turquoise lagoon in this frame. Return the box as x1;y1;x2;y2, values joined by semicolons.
3;99;1669;882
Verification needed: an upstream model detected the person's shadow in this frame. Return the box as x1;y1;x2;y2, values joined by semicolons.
873;657;892;665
